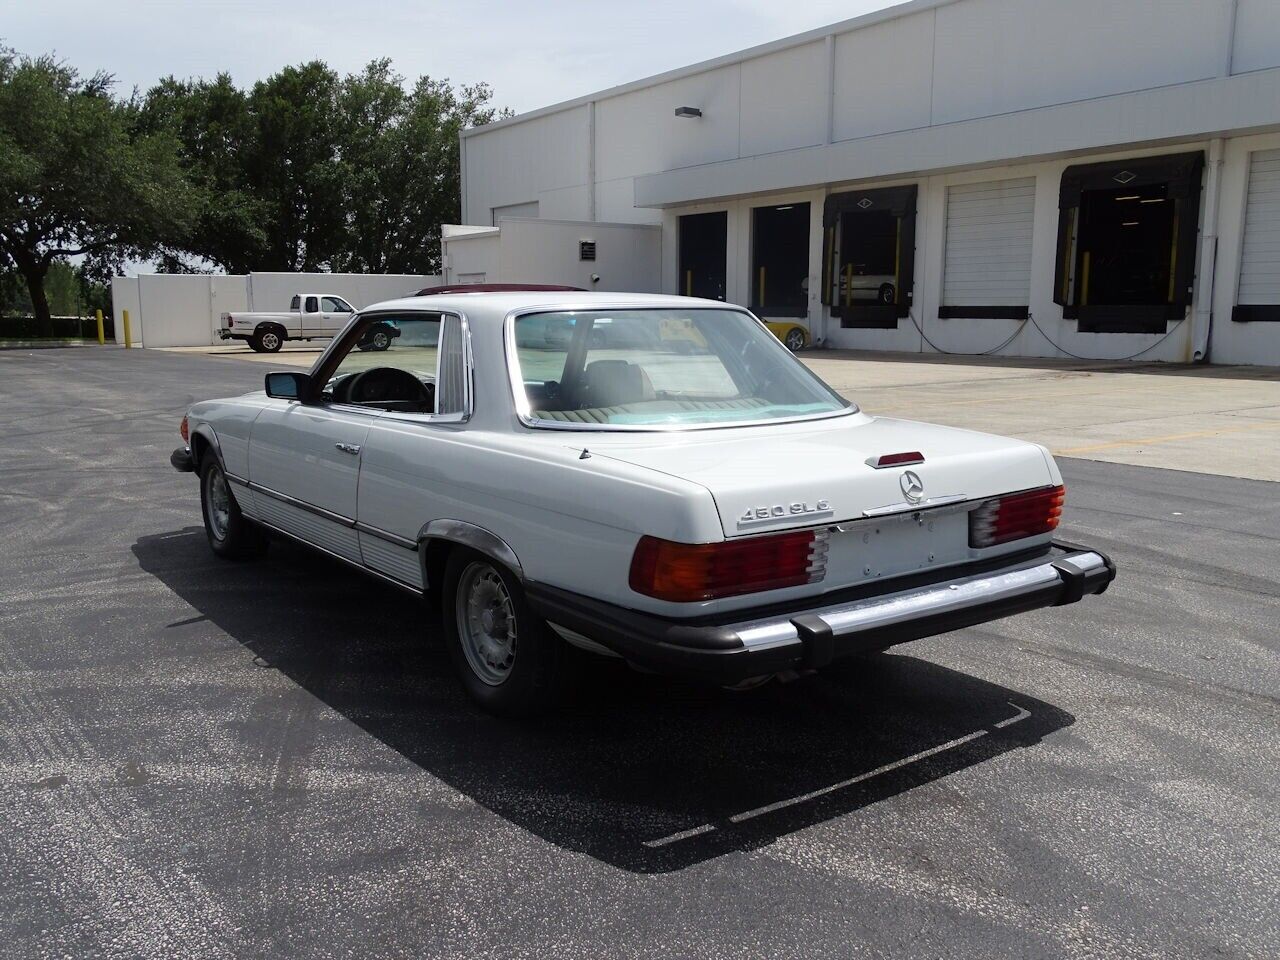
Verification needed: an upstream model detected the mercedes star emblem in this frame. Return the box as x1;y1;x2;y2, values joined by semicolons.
900;469;925;504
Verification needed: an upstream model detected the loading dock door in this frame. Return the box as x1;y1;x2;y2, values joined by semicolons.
1054;152;1203;333
751;203;810;318
822;186;917;328
940;178;1035;319
679;212;727;301
1234;148;1280;323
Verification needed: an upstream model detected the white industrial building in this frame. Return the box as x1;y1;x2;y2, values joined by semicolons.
450;0;1280;366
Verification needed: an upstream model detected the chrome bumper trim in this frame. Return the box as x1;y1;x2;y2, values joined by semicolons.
732;552;1108;650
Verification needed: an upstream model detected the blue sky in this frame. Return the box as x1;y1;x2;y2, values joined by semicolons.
7;0;902;114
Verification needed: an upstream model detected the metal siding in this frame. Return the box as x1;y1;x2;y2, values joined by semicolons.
1238;149;1280;304
942;178;1035;307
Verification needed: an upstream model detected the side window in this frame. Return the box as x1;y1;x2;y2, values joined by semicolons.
321;313;467;417
322;296;351;313
304;296;319;313
435;315;468;417
514;315;573;410
290;295;301;310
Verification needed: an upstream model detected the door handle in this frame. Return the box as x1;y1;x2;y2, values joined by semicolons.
335;442;361;455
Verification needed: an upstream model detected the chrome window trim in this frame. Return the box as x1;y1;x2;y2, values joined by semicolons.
501;303;858;433
309;307;474;425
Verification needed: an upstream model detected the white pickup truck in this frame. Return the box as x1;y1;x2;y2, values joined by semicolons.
219;293;399;353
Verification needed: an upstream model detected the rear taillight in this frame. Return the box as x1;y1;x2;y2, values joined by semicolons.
179;415;189;443
969;485;1065;547
629;529;829;602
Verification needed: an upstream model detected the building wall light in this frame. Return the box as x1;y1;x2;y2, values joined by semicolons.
674;106;702;119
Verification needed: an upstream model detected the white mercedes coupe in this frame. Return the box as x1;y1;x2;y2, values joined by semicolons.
171;291;1115;715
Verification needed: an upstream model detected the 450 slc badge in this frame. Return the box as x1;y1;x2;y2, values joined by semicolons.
738;498;833;528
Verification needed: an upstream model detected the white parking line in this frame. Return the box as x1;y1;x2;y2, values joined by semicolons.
642;701;1032;848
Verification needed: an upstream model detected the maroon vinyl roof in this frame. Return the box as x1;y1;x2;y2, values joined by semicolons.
414;283;586;296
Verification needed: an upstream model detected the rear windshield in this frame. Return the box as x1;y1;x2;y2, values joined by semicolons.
511;309;850;428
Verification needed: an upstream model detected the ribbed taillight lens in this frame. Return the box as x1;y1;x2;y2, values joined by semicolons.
629;529;829;602
180;415;189;443
969;485;1065;547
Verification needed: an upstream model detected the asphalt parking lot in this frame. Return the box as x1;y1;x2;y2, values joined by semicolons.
2;346;1278;960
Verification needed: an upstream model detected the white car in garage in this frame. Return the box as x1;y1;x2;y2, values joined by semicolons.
172;291;1115;715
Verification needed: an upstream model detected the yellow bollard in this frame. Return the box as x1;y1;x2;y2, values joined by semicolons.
123;309;133;349
95;309;104;345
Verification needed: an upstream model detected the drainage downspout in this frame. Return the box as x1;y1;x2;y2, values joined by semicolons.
1191;1;1238;363
815;33;836;347
1191;137;1225;363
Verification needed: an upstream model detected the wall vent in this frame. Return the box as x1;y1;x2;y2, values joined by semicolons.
579;240;597;261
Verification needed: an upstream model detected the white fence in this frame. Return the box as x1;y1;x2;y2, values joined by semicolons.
110;272;440;347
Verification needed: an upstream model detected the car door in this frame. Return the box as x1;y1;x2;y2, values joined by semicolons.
246;327;381;562
320;296;353;336
298;295;321;337
352;311;464;589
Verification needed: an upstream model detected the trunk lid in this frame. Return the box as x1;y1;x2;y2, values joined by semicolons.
584;413;1059;591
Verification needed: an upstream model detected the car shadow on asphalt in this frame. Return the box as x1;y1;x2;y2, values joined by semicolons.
133;528;1075;874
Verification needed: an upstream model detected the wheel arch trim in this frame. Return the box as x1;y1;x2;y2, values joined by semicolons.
417;519;524;586
189;423;223;471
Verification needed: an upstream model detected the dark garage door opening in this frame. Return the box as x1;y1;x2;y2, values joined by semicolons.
679;212;727;301
1054;152;1204;333
751;203;810;317
1079;183;1177;309
822;186;918;328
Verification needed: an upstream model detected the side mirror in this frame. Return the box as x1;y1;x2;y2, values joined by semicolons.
265;371;309;401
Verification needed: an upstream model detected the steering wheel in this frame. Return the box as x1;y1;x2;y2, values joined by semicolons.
341;367;432;406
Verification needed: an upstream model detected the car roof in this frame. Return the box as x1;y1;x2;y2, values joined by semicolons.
361;290;739;318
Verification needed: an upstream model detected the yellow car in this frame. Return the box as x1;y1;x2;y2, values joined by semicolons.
765;321;810;352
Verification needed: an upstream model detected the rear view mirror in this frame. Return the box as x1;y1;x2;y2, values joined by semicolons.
265;371;309;400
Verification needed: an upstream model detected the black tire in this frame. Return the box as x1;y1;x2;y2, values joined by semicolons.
356;325;393;352
252;326;284;353
200;457;268;560
878;283;896;305
784;327;806;352
441;548;566;717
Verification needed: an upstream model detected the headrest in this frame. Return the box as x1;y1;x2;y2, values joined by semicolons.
583;360;654;408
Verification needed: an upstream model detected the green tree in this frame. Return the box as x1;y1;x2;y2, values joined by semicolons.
143;60;509;276
0;49;194;326
333;61;509;274
137;73;266;273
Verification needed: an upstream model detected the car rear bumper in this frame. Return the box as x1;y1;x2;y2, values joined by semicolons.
525;542;1115;683
218;329;248;341
170;446;194;472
